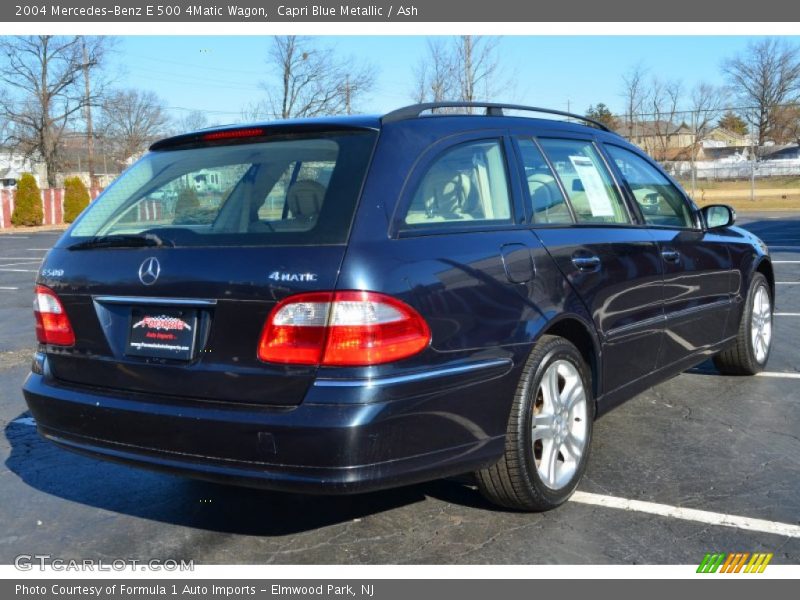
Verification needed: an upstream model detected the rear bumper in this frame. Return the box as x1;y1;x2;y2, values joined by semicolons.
22;357;515;494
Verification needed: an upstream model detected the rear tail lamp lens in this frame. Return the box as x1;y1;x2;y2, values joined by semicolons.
33;285;75;346
258;291;430;366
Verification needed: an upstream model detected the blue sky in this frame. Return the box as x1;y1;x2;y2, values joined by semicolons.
112;36;799;126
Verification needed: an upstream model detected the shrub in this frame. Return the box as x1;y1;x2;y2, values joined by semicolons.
174;185;200;222
11;173;43;227
63;176;91;223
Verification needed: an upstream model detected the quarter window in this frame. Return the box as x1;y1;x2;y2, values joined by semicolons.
403;139;512;228
538;139;630;225
606;145;695;228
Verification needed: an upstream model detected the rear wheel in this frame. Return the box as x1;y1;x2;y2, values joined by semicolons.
714;272;772;375
476;335;594;511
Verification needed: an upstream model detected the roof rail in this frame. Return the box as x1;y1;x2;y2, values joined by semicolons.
381;102;611;132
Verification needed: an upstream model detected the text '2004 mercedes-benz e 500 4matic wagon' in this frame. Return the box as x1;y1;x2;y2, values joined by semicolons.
23;102;774;511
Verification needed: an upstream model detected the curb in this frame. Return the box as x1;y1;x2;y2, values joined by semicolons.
0;225;68;235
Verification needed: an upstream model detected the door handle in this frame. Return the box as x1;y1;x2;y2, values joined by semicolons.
661;249;680;263
571;255;601;271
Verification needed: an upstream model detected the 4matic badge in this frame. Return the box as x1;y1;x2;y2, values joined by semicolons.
269;271;318;283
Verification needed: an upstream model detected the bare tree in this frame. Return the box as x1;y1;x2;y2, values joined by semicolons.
687;83;724;194
98;89;171;167
412;39;456;104
647;77;683;159
769;103;800;145
620;64;648;138
722;38;800;145
174;110;210;133
413;36;506;111
240;101;268;122
264;36;375;119
455;36;502;110
0;36;109;186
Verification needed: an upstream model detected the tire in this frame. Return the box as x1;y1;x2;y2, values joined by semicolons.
476;335;594;511
713;272;773;376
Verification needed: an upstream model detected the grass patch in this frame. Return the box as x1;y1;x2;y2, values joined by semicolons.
676;177;800;191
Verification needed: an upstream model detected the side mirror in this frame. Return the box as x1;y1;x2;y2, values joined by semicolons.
702;204;736;229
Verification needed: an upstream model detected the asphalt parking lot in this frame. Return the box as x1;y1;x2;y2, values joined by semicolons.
0;213;798;565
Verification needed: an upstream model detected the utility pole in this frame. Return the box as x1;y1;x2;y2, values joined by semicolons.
82;38;96;189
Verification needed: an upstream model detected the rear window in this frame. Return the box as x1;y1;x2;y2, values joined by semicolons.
66;131;376;247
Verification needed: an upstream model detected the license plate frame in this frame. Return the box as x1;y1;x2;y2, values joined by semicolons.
126;307;198;361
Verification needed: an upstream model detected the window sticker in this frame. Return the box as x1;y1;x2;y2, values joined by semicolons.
568;155;615;217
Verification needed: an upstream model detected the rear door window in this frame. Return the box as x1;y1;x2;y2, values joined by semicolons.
402;139;512;229
67;132;376;247
537;138;631;225
517;138;572;224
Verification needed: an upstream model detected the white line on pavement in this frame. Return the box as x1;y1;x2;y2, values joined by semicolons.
775;312;800;316
26;248;51;251
570;492;800;539
755;372;800;380
0;257;43;260
0;286;19;290
0;268;37;273
776;282;800;285
773;261;800;264
0;261;43;268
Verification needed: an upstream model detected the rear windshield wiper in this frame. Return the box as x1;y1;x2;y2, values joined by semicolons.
67;233;174;251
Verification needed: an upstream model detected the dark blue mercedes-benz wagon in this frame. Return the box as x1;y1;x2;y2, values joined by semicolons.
23;103;774;510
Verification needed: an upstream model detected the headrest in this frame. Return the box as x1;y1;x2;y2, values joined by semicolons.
287;180;326;219
421;167;472;218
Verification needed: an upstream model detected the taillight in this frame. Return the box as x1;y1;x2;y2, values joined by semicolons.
33;285;75;346
258;291;431;366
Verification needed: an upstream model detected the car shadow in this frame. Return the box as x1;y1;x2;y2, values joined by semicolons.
683;358;723;376
4;412;495;536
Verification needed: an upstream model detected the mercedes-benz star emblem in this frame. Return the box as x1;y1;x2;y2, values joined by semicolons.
138;257;161;286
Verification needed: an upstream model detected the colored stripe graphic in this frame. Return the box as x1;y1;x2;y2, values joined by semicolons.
744;553;773;573
697;553;726;573
697;552;773;573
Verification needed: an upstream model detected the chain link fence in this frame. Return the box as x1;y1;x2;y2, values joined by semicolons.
663;160;800;181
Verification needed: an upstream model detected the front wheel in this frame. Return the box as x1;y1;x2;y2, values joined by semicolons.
475;335;594;511
714;272;773;375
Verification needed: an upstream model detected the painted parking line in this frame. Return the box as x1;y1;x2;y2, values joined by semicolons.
570;492;800;539
775;312;800;316
0;268;37;273
776;282;800;285
0;286;19;290
773;261;800;264
755;372;800;380
0;261;43;268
